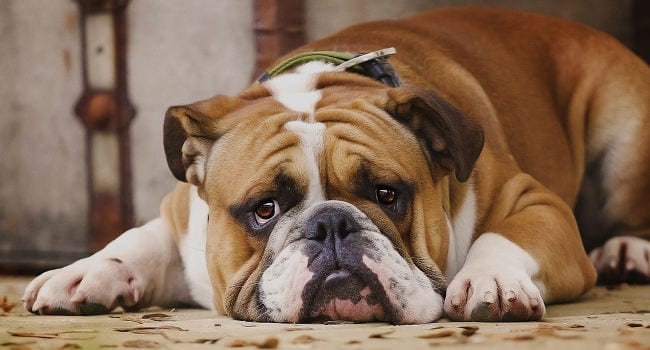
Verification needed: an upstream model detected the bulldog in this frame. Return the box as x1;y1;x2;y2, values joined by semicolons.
23;7;650;323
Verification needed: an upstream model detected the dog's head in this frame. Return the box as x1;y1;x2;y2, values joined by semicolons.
163;65;483;324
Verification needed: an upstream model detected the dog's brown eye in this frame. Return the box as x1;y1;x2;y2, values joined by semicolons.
376;186;397;205
254;199;279;224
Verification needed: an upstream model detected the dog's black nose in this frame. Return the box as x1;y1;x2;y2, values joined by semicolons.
305;208;360;245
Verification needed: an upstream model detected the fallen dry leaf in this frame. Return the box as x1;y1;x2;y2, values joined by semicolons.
58;344;81;350
114;326;187;333
625;322;644;328
7;331;59;339
417;329;456;339
226;337;279;349
368;330;395;339
1;341;36;347
323;320;354;325
6;330;95;340
292;334;316;344
109;315;145;324
1;296;17;312
459;326;479;336
141;313;174;321
122;339;160;348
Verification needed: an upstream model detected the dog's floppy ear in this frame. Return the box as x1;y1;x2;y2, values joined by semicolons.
386;87;484;182
163;95;242;185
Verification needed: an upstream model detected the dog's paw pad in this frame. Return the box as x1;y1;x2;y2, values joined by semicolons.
78;302;111;315
23;258;142;315
444;269;545;322
590;236;650;284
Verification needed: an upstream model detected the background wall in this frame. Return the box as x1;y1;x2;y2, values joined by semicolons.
0;0;638;269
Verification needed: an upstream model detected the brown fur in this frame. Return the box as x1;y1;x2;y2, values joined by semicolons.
161;6;650;315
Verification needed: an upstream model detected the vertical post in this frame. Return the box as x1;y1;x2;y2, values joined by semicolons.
253;0;305;79
74;0;135;252
633;0;650;63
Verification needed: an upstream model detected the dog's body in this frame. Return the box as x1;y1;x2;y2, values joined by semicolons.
24;7;650;323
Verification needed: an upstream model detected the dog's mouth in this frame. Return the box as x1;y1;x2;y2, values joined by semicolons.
300;268;394;323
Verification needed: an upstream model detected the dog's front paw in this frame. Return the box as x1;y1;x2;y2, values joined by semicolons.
589;236;650;284
444;264;545;321
23;257;144;315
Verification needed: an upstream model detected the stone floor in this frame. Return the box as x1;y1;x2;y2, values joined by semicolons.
1;276;649;349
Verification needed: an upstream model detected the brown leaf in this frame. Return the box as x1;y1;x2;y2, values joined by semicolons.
324;320;354;325
459;326;478;336
1;296;17;312
368;330;395;339
227;339;248;347
227;337;279;349
292;335;316;344
625;322;644;328
111;315;145;324
256;337;279;349
141;313;174;321
1;341;36;347
417;329;456;339
346;340;361;344
114;326;187;333
7;331;59;339
7;330;96;340
122;340;160;348
190;338;220;344
58;344;81;350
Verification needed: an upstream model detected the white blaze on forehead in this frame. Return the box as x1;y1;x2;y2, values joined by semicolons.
284;120;326;204
262;61;336;119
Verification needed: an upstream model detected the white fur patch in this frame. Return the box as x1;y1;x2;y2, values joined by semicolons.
363;254;443;323
445;186;477;279
263;61;335;119
179;186;214;309
452;232;545;297
259;251;314;322
284;121;326;205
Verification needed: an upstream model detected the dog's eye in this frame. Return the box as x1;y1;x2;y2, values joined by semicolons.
376;186;397;205
254;199;280;225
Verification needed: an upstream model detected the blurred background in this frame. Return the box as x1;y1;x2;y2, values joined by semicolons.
1;0;648;273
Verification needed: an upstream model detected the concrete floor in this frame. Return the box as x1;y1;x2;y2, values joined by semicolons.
1;276;649;349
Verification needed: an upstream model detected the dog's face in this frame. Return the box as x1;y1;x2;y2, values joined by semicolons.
164;71;483;324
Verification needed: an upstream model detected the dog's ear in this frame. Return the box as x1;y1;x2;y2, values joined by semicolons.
163;95;242;185
386;87;484;182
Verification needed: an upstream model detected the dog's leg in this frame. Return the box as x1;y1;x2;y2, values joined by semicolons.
445;174;596;321
579;52;650;284
23;218;193;315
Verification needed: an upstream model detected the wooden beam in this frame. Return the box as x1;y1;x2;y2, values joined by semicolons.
253;0;305;80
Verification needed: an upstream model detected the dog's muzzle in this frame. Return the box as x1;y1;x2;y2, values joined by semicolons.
258;201;444;324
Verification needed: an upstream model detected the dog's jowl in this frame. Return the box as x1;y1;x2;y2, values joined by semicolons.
24;7;650;323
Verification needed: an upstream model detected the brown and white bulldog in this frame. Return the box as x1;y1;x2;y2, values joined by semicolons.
23;7;650;323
